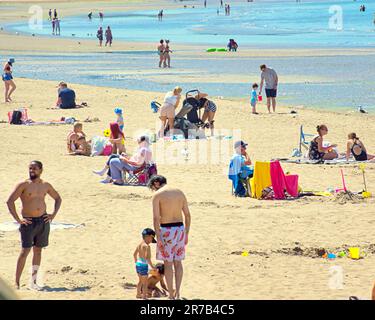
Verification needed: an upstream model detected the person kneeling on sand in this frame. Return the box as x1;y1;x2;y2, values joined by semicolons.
346;132;375;162
134;228;157;299
308;124;338;162
68;136;91;156
147;263;168;298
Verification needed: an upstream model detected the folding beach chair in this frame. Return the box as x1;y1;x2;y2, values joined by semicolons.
228;157;252;197
123;163;157;186
299;125;314;153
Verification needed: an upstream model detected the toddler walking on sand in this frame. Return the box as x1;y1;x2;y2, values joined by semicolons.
133;228;157;299
250;83;259;114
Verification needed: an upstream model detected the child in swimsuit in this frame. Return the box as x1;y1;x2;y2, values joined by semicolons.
147;263;168;298
114;107;124;132
346;132;375;161
133;228;157;299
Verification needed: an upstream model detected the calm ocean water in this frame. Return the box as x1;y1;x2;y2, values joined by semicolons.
3;0;375;110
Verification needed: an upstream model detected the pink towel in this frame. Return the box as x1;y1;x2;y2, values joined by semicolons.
270;161;299;199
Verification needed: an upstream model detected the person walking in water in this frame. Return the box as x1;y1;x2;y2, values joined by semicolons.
53;9;57;19
52;18;56;35
105;26;113;47
55;17;60;36
48;9;52;20
148;175;191;300
99;12;104;21
7;161;62;290
88;12;92;20
157;39;165;68
97;27;104;46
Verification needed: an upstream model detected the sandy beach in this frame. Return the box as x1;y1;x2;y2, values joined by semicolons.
0;0;375;300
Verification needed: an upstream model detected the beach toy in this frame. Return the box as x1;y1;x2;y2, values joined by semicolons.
362;191;371;198
349;247;360;259
340;169;347;192
322;253;328;259
338;251;346;258
103;129;110;137
327;253;336;260
216;48;227;52
258;95;263;102
206;48;216;52
241;251;249;257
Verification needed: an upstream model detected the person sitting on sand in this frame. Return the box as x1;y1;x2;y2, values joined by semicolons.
3;58;16;103
308;125;338;161
56;82;83;109
68;136;91;156
105;135;153;185
109;122;126;154
147;263;168;298
134;228;156;299
346;133;375;162
195;91;217;136
66;122;86;153
159;86;182;137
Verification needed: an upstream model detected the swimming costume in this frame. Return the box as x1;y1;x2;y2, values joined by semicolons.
19;214;50;248
135;258;149;276
351;140;368;161
157;222;185;262
204;100;217;113
2;73;13;81
308;136;325;161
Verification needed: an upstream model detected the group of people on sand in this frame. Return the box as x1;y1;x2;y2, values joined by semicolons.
97;26;113;47
158;86;217;138
308;124;375;162
6;158;191;300
157;39;172;68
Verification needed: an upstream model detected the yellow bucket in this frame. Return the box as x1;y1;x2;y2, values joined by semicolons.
349;247;360;259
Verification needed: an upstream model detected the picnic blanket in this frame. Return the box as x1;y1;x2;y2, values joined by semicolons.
277;157;370;165
0;221;84;232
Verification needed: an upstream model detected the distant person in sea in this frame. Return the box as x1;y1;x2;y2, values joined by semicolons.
221;0;223;8
53;9;57;19
48;9;52;20
308;124;338;161
55;82;83;109
105;26;113;47
258;64;278;113
51;18;56;35
250;83;259;114
157;39;165;68
88;12;92;20
54;18;60;36
97;26;103;46
99;12;104;21
204;0;207;8
163;40;172;68
3;58;16;103
346;133;375;161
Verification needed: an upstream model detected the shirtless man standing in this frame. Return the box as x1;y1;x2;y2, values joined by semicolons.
7;161;62;290
148;175;191;299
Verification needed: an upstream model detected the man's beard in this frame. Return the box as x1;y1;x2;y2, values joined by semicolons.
29;173;38;180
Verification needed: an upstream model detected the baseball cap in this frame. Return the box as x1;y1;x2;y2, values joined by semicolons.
142;228;157;243
234;140;248;149
8;58;15;64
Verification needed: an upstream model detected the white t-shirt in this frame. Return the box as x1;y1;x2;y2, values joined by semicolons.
164;91;178;106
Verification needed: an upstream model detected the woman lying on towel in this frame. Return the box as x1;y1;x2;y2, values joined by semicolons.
308;124;338;162
93;135;153;184
346;133;375;162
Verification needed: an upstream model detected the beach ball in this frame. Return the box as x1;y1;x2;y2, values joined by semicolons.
103;129;110;137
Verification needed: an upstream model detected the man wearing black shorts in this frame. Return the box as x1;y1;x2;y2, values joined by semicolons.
259;64;278;113
7;161;62;290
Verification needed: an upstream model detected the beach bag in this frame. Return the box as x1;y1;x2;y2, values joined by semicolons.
102;144;113;156
10;110;22;125
91;136;108;156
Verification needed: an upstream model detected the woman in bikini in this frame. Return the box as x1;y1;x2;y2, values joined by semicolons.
3;59;16;103
109;122;126;155
308;124;338;162
346;132;375;161
195;92;217;136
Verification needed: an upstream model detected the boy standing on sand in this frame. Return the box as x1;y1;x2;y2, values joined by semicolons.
250;83;258;114
134;228;157;299
7;161;62;290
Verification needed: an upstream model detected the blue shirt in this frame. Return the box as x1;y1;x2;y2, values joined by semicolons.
250;89;257;104
59;88;76;109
